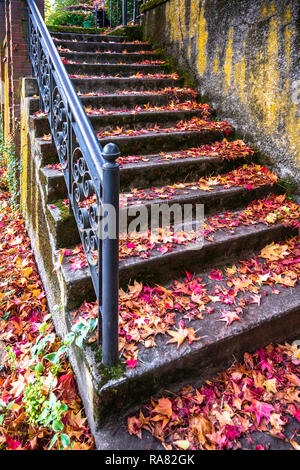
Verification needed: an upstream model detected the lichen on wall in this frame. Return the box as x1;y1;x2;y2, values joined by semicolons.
143;0;300;184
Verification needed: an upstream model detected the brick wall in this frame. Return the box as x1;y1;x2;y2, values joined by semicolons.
2;0;44;144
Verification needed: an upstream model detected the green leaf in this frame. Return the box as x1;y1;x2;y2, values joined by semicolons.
6;400;15;410
63;332;75;346
75;335;84;349
61;434;70;449
44;352;58;363
48;392;57;407
35;362;44;374
90;318;97;332
174;440;190;450
52;419;64;432
48;434;58;450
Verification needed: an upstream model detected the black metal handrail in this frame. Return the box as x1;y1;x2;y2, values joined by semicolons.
94;0;140;32
27;0;120;366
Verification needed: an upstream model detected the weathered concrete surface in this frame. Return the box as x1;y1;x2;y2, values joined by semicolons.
142;0;300;186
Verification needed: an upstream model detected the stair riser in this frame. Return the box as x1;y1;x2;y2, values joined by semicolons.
30;110;212;137
71;77;179;93
53;40;152;53
46;204;81;250
65;63;165;77
60;51;161;64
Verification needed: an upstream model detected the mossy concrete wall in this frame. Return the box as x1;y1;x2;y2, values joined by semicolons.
143;0;300;184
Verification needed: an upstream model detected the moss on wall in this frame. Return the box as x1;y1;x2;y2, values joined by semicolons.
143;0;300;183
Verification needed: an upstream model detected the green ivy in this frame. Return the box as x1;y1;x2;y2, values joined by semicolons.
0;121;19;207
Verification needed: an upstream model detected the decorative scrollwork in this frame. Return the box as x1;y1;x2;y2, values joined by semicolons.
71;147;99;269
52;87;69;169
29;21;39;76
28;1;120;365
40;51;51;113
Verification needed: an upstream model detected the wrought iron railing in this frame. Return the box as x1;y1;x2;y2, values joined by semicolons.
94;0;140;32
27;0;120;366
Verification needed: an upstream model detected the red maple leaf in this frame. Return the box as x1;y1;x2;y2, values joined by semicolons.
217;311;241;326
245;400;274;426
126;358;137;369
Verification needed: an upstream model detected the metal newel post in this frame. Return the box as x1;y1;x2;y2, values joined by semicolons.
101;143;120;366
122;0;127;26
95;4;98;34
133;0;137;24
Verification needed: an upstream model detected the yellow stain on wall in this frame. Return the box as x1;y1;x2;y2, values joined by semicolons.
196;0;208;75
165;0;186;45
214;53;220;74
261;1;276;18
187;0;200;61
152;0;299;166
238;40;247;103
283;6;293;71
4;58;9;146
246;15;280;134
20;86;28;218
223;28;234;91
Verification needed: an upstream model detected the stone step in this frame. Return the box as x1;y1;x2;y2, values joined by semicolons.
40;151;254;202
52;38;152;53
30;109;215;137
59;238;300;433
59;51;161;64
37;132;232;169
71;76;179;93
28;92;179;115
59;221;296;310
35;129;233;164
51;32;129;43
99;129;231;156
64;62;166;77
46;183;277;251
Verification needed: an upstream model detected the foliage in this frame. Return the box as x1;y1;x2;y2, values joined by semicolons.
46;1;95;27
0;120;19;207
49;9;95;27
0;192;94;450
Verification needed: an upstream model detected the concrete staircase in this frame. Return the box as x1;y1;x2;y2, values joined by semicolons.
21;29;300;449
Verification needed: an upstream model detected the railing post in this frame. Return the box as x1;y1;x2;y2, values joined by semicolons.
94;4;98;34
101;143;120;366
122;0;127;26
